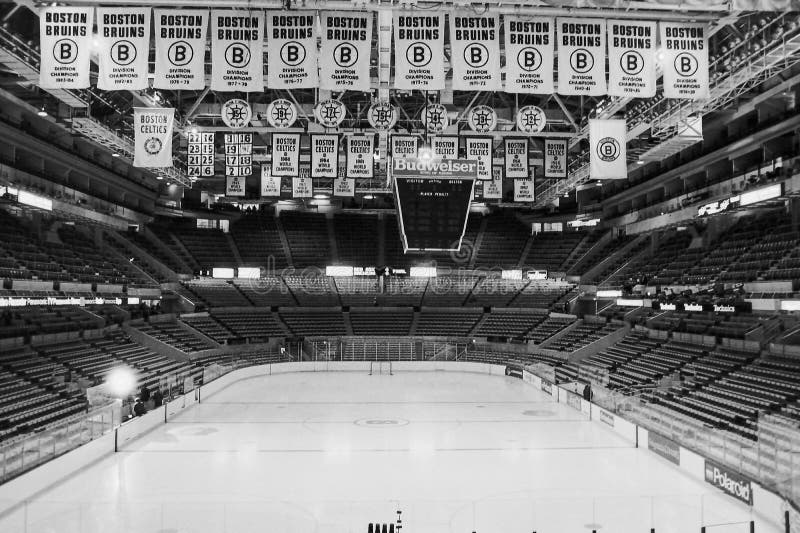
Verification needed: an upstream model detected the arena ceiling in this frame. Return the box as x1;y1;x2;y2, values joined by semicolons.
0;1;798;209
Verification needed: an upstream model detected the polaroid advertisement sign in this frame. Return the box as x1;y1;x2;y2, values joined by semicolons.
704;459;753;505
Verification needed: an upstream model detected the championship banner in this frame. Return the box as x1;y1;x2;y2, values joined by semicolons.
133;108;174;168
267;11;318;89
449;13;501;91
226;175;246;197
210;10;264;92
432;136;459;160
514;177;535;202
319;12;372;91
224;133;252;179
589;119;627;179
391;135;419;159
660;22;710;100
556;18;607;96
393;13;445;90
346;135;374;178
465;137;493;181
607;20;656;98
544;139;568;179
504;17;554;94
483;167;503;199
333;176;356;197
96;8;151;90
504;138;529;179
310;134;339;178
260;166;282;197
271;133;301;177
39;6;93;89
292;171;313;199
154;9;208;90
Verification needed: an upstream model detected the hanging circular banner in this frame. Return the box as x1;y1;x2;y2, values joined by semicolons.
313;99;346;128
266;99;297;129
221;98;252;129
422;103;449;134
516;105;546;134
367;101;397;131
467;105;497;133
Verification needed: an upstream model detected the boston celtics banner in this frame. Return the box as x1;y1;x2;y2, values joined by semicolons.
391;135;419;159
39;6;93;89
267;12;318;89
450;13;501;91
292;170;313;198
271;133;301;177
346;135;374;178
557;18;607;96
589;119;627;179
607;20;656;98
319;12;372;92
465;137;493;181
504;17;554;94
96;8;151;91
133;108;174;168
544;139;568;179
334;175;356;197
514;177;535;202
226;175;246;197
260;166;281;197
432;136;458;160
483;167;503;199
660;22;710;100
504;138;529;179
210;10;264;92
393;13;445;90
310;134;339;178
154;9;208;90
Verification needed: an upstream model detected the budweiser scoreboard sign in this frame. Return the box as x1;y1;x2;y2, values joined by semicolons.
392;158;477;252
704;459;753;505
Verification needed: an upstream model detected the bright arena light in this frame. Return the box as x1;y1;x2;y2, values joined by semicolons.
105;367;137;398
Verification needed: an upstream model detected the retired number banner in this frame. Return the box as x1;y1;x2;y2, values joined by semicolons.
310;134;339;178
154;9;208;90
465;138;493;181
544;139;568;179
133;108;174;168
393;13;445;90
608;20;656;98
260;166;282;197
514;177;535;202
450;13;501;91
504;138;529;179
39;6;93;89
557;18;607;96
589;119;627;179
391;135;419;159
96;8;151;90
320;12;372;91
504;16;554;94
211;10;264;92
432;136;458;160
271;133;301;177
267;12;318;88
346;135;374;178
660;23;710;100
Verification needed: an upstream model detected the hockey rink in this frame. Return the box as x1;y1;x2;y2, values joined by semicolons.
0;370;777;533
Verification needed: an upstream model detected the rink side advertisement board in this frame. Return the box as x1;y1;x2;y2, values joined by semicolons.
392;158;477;253
704;459;753;505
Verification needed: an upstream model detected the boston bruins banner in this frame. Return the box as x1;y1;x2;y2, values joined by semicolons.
271;133;301;177
544;139;568;179
226;175;246;197
39;6;93;89
504;17;554;94
310;134;339;178
133;108;174;168
96;8;151;91
154;9;208;90
292;170;313;198
211;10;264;92
267;11;318;89
589;119;627;180
346;135;374;179
607;20;656;98
320;12;372;92
483;167;503;199
660;22;710;100
465;138;493;181
391;135;419;159
260;166;282;197
393;13;445;90
432;136;458;160
450;13;501;91
557;18;607;96
504;138;529;179
514;177;535;202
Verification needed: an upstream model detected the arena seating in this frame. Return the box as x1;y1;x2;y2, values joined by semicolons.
124;230;190;275
474;308;549;339
350;308;414;336
280;211;331;268
334;213;380;266
279;308;347;336
474;215;530;268
283;275;341;306
510;281;574;308
180;315;234;344
135;322;213;353
524;231;586;271
414;308;483;337
379;277;428;306
182;280;251;307
0;306;99;339
230;212;289;269
233;277;297;307
422;276;478;306
526;315;575;344
467;278;528;307
210;309;288;340
164;224;238;270
335;277;380;306
547;320;622;352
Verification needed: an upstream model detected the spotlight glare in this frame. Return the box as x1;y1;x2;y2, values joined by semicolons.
106;367;136;398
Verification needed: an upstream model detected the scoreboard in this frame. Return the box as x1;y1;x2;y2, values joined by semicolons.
392;158;477;252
